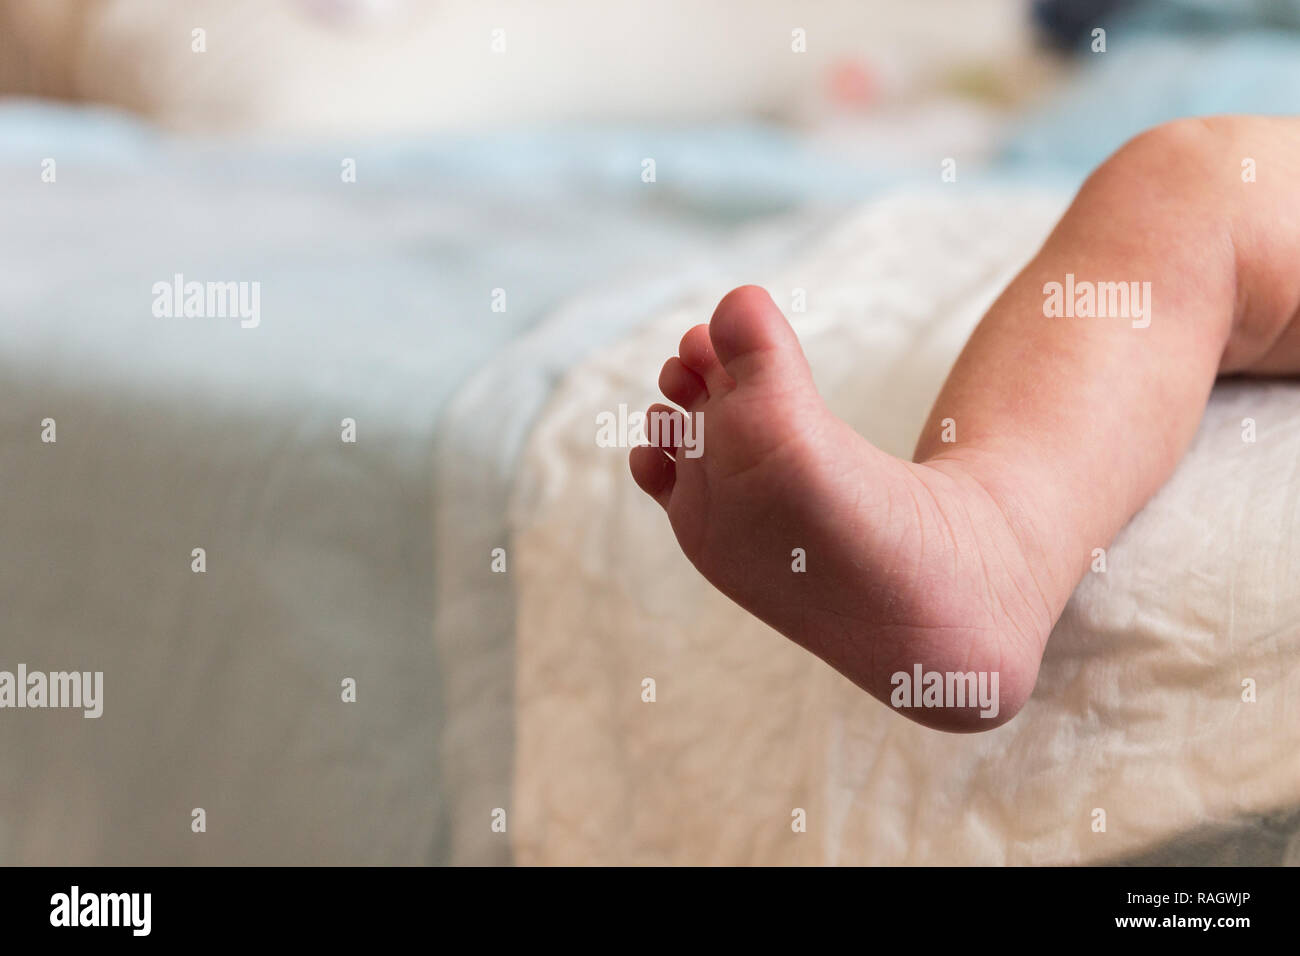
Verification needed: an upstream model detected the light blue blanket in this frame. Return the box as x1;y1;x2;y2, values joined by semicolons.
0;101;884;864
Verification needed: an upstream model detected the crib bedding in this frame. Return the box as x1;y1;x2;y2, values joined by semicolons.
509;189;1300;865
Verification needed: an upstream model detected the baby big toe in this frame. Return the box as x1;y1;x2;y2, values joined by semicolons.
708;285;811;387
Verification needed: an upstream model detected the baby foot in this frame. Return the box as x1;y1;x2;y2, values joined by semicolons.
629;286;1057;731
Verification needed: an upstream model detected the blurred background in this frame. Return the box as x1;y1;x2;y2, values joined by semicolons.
3;0;1300;866
0;0;1050;135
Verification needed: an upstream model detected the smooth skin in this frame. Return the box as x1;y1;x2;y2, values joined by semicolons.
631;116;1300;731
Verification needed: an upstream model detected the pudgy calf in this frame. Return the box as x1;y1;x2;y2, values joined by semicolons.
630;116;1300;731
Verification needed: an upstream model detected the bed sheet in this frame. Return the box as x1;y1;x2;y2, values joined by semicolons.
510;189;1300;865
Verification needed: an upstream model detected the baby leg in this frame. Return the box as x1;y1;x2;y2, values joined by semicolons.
632;116;1300;730
918;116;1300;625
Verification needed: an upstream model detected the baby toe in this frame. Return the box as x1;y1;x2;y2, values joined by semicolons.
658;356;708;410
708;285;811;388
678;324;734;395
629;444;676;510
643;403;687;457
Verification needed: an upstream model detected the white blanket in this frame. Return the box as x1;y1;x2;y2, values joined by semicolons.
509;190;1300;865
